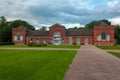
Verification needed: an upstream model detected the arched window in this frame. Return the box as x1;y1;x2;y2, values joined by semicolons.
14;33;23;41
101;32;106;39
53;32;61;45
16;33;21;41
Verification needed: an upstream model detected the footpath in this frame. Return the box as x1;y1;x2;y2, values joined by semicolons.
63;45;120;80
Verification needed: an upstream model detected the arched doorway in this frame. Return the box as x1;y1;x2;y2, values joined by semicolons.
53;32;61;45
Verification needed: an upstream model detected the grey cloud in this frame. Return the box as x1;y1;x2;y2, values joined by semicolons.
0;0;120;27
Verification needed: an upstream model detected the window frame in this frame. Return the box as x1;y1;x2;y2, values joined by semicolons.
101;32;106;40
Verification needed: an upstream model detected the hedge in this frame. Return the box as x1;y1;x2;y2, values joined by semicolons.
0;42;14;45
28;42;47;47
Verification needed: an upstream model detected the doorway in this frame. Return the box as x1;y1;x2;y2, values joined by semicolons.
77;37;80;45
84;36;88;45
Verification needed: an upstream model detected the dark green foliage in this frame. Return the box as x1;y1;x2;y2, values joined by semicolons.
68;26;85;30
8;20;35;30
114;25;120;44
0;27;12;42
0;16;35;42
0;42;14;45
27;42;47;47
85;19;111;29
38;26;47;31
0;16;7;29
72;43;76;45
68;19;111;30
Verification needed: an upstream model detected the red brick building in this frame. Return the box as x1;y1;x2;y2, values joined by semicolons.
12;22;114;45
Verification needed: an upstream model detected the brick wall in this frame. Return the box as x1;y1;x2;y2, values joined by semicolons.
26;36;50;44
12;24;114;45
12;27;27;44
64;36;94;45
94;25;114;45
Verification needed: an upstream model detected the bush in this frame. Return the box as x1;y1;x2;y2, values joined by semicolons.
28;42;47;47
27;42;35;46
72;43;76;45
116;39;120;45
0;42;14;45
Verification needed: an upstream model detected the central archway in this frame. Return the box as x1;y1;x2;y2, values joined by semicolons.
53;32;61;45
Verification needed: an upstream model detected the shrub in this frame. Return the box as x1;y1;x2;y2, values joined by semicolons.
28;42;47;47
72;43;76;45
0;42;14;45
116;39;120;45
27;42;35;46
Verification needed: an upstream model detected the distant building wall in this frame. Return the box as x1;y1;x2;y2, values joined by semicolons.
94;25;114;46
12;27;27;45
12;23;114;45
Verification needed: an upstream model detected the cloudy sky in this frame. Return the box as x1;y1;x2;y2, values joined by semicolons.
0;0;120;29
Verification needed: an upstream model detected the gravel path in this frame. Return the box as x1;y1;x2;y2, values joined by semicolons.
63;45;120;80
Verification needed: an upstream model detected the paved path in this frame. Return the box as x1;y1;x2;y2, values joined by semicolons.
63;45;120;80
0;48;78;50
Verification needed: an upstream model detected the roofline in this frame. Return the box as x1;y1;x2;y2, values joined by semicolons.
49;23;66;28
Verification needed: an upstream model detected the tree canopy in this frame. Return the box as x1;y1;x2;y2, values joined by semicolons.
85;19;111;29
67;19;111;30
38;26;47;31
0;16;35;42
114;24;120;44
0;16;7;29
8;20;35;30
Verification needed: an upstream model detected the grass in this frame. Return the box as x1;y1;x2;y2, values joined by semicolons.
0;50;77;80
108;52;120;58
97;46;120;50
0;45;80;49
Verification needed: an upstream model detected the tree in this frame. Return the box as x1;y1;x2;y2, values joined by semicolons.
0;16;7;29
68;26;85;30
6;20;35;42
0;27;11;42
114;24;120;44
0;16;35;42
85;19;111;29
8;20;35;30
39;26;47;31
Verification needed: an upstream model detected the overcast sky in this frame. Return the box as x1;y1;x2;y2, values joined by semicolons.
0;0;120;29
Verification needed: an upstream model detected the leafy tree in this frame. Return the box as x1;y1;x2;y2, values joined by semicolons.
85;19;111;29
8;20;35;30
0;27;11;42
38;26;47;31
68;27;78;30
114;24;120;44
0;16;35;42
0;16;7;29
68;26;85;30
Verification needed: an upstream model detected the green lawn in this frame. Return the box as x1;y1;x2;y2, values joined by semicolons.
0;45;80;49
0;50;77;80
108;52;120;58
97;46;120;50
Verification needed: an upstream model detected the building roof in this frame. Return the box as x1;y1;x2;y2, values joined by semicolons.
27;29;93;36
27;30;49;36
49;23;66;28
66;30;93;36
